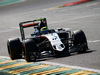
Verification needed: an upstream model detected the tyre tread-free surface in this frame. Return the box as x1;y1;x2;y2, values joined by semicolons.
7;38;22;60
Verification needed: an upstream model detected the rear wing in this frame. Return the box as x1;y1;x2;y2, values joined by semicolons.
19;18;47;40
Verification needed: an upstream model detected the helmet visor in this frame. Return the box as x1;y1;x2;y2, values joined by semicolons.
41;30;48;34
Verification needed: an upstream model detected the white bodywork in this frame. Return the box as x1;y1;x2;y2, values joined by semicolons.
42;33;65;51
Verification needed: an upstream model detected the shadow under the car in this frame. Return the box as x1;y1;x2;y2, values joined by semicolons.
35;49;95;62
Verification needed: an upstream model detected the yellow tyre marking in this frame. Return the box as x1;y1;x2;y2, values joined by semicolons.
68;70;95;75
0;60;17;64
30;67;72;75
0;62;33;70
9;64;51;74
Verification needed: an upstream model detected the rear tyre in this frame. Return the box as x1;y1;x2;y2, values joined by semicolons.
24;39;38;62
72;30;88;53
7;38;22;60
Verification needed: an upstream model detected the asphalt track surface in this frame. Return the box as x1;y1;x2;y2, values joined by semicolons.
0;0;100;72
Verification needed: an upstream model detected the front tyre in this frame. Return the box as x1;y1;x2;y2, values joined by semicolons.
72;30;88;53
7;38;22;60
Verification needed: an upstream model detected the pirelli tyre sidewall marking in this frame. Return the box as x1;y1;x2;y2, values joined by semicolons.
0;58;100;75
0;0;25;6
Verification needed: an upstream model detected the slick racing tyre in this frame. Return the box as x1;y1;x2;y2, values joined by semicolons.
24;39;38;62
72;30;88;53
7;38;22;60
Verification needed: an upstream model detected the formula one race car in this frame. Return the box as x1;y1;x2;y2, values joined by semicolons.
7;18;88;62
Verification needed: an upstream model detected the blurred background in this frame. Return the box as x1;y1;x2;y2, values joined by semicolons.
0;0;100;70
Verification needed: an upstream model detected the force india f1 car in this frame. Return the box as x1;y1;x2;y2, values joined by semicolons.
7;18;88;62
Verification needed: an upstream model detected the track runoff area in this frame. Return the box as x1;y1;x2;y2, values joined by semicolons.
0;0;100;75
0;57;100;75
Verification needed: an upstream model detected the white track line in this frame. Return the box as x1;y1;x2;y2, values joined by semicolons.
0;56;10;59
88;40;100;43
0;56;100;73
49;14;99;24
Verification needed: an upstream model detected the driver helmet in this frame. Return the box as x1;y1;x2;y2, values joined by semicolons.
40;27;48;34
